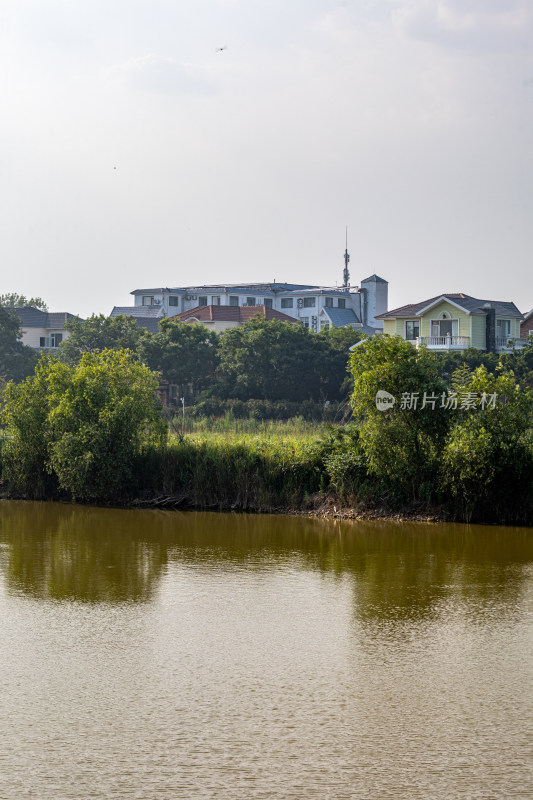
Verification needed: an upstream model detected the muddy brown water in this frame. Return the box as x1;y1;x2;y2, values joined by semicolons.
0;501;531;799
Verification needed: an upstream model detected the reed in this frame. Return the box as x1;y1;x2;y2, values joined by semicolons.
134;436;328;511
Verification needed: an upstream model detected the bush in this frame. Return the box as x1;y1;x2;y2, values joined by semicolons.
1;350;166;502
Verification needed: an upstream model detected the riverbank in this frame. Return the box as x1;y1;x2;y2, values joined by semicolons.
1;439;530;526
0;479;455;526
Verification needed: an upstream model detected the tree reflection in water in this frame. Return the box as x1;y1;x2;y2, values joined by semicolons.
0;501;531;613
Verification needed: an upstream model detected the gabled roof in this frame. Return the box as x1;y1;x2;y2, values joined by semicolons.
9;306;80;328
321;308;360;328
110;306;165;319
169;305;298;324
376;294;523;320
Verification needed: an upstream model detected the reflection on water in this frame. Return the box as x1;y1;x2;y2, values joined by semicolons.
1;501;530;615
0;501;532;799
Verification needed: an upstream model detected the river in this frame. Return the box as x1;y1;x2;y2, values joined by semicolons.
0;501;531;799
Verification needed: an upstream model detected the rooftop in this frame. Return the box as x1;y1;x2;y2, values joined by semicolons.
169;305;299;325
9;307;80;328
129;281;384;297
377;294;523;320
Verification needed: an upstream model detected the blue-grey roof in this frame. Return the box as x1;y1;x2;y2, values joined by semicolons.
110;307;163;333
130;283;360;297
361;274;388;284
377;293;523;320
322;308;360;327
9;307;80;328
358;324;381;336
133;318;161;333
111;306;164;319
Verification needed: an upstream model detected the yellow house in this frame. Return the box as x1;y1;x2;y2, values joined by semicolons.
376;294;524;352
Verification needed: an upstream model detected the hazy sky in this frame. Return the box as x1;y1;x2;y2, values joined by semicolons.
1;0;532;317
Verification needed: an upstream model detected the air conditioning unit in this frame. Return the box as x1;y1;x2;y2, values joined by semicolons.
154;299;161;305
297;299;304;308
184;294;197;301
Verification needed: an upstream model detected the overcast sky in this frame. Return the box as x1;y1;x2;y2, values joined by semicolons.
1;0;532;317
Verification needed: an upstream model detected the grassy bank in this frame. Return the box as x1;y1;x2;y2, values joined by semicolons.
2;345;532;525
170;415;330;446
134;435;328;511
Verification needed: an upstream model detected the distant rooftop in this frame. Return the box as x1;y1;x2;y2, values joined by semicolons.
110;306;164;333
8;306;81;328
129;281;384;297
111;306;164;318
321;308;360;327
377;293;523;320
169;305;299;325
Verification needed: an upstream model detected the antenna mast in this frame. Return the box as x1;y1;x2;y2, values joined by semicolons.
342;227;350;288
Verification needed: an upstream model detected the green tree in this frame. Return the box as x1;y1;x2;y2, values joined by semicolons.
1;350;166;502
0;306;38;382
318;326;365;399
215;316;329;402
1;356;55;497
441;366;533;522
349;335;450;502
59;314;149;364
0;293;48;311
139;318;218;399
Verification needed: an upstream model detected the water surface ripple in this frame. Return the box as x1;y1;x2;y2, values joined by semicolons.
0;502;532;799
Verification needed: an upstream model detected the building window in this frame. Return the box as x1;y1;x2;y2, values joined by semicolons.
212;296;221;305
169;296;179;307
229;296;239;307
325;297;333;308
281;298;293;308
246;297;256;306
496;319;511;338
337;298;346;309
142;295;155;306
303;297;316;308
264;298;273;308
431;319;458;338
301;317;310;328
198;296;208;306
39;337;46;347
321;322;330;330
50;333;63;347
405;320;420;340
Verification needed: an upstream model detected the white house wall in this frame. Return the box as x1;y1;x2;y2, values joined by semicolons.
134;287;371;329
21;327;71;349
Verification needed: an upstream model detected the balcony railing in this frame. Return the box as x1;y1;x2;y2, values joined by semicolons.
496;337;527;350
417;336;470;348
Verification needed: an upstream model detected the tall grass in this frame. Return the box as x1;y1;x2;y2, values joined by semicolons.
169;413;330;446
135;436;328;511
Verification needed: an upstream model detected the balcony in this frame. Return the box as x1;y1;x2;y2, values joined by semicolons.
417;336;470;350
495;338;527;352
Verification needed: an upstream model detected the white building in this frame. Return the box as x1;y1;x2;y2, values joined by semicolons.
117;275;388;333
8;307;79;350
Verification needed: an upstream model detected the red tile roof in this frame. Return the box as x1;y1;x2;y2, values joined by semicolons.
168;305;298;324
